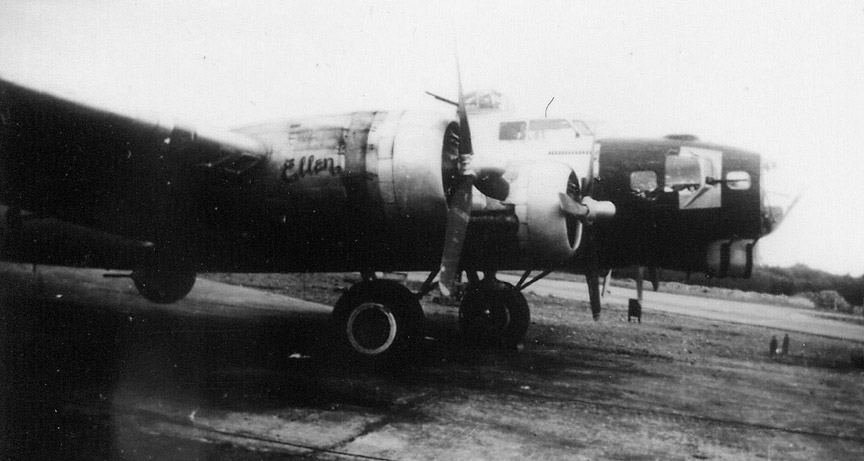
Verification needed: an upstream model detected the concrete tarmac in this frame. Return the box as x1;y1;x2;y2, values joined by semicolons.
405;272;864;343
3;264;863;460
493;274;864;343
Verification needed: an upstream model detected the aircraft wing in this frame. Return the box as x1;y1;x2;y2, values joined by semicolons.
0;76;269;151
0;75;269;244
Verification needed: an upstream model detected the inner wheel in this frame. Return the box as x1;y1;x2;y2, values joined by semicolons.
459;280;530;349
346;302;398;355
132;267;196;304
465;300;511;338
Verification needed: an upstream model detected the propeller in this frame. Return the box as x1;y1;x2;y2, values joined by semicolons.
763;190;802;235
423;94;509;202
558;147;616;320
438;56;475;297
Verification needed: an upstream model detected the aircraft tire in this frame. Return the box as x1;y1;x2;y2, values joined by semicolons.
132;267;197;304
459;279;529;350
330;280;424;369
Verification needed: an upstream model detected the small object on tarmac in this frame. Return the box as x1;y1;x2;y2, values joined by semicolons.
628;298;642;323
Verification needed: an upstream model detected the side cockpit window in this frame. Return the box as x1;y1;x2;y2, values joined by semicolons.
571;120;594;137
725;171;752;190
630;170;658;196
665;155;706;192
499;121;526;140
665;147;723;209
527;119;578;141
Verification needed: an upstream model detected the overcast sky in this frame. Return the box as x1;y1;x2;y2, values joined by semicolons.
2;0;863;275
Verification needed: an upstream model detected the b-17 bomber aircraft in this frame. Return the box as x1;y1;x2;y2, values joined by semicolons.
0;75;783;368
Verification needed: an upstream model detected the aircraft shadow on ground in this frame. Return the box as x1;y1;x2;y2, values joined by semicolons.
0;277;663;459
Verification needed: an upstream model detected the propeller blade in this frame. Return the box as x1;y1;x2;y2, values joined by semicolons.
439;173;473;297
778;192;803;228
474;171;509;201
439;54;475;297
583;229;603;321
454;56;473;159
559;192;589;218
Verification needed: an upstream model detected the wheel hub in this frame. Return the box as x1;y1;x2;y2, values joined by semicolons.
475;304;511;335
346;302;398;355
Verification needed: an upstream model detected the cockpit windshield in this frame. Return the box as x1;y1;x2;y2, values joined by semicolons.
499;119;590;142
571;120;594;137
527;119;578;142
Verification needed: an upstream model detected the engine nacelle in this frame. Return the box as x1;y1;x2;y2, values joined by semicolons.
501;161;582;268
385;110;454;227
706;239;756;278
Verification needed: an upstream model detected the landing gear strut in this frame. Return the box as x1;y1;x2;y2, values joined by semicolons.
330;279;425;368
459;276;530;349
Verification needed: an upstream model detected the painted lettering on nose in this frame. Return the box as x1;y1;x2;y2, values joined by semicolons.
281;155;343;183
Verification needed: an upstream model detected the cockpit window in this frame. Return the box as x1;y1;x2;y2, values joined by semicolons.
668;147;723;209
630;171;658;194
571;120;594;137
499;121;526;140
725;171;752;190
527;119;578;141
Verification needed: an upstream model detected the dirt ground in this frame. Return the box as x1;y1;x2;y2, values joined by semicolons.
2;268;863;460
205;272;864;459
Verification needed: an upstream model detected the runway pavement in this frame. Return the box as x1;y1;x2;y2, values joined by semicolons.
403;272;864;343
496;274;864;343
3;263;863;460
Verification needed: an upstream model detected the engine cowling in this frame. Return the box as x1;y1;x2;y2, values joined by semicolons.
506;161;582;267
383;115;584;270
464;161;582;270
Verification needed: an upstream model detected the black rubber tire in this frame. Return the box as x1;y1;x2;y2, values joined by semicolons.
132;268;197;304
459;279;530;349
329;280;425;369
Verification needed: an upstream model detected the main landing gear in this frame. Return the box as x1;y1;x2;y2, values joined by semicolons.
131;267;197;304
330;279;425;368
458;277;530;350
329;271;533;368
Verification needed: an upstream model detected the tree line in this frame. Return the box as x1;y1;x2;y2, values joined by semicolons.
615;264;864;313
